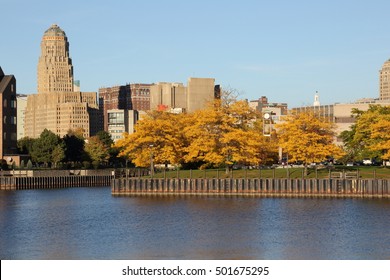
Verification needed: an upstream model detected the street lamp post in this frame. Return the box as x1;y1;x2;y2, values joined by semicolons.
149;144;154;178
263;112;272;137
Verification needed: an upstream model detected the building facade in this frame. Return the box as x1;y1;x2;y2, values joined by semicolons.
380;59;390;100
107;109;138;142
24;24;99;139
99;83;152;131
149;82;186;111
0;67;18;158
130;83;151;111
290;98;390;144
16;94;28;140
187;78;217;112
150;77;219;113
290;104;334;123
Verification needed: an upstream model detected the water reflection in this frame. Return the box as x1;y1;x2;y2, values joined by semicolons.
1;188;390;259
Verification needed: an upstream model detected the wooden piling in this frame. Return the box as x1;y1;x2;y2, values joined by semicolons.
111;178;390;198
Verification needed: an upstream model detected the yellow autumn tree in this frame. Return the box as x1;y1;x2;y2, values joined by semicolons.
115;111;187;167
116;100;277;170
275;112;344;167
85;136;110;167
340;105;390;162
369;117;390;160
184;100;276;171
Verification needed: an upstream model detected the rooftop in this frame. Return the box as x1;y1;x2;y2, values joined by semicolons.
43;24;66;37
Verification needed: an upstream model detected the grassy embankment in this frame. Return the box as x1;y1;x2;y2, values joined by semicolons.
147;166;390;179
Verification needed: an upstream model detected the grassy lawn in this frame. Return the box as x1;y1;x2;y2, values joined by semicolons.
146;166;390;179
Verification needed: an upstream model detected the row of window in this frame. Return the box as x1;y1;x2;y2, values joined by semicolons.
3;132;17;141
3;116;17;125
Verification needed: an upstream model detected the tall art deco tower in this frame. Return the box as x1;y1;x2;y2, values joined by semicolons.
379;59;390;100
37;24;74;93
24;24;100;139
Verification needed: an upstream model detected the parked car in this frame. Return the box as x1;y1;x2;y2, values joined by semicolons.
363;158;372;165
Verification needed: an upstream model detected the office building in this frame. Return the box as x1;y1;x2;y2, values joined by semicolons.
150;82;186;111
150;77;219;113
107;109;138;142
99;83;152;131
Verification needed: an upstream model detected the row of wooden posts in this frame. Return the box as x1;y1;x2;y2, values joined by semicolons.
111;178;390;198
2;171;390;198
0;175;113;190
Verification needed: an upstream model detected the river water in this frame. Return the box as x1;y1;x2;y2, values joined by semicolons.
1;187;389;259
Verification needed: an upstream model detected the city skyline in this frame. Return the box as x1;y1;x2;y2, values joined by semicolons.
2;0;390;107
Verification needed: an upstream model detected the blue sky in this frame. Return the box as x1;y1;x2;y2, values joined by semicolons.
1;0;390;107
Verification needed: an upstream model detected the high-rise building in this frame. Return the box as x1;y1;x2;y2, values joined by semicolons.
0;67;18;158
37;24;74;94
99;85;129;131
24;24;100;139
129;83;152;111
379;59;390;100
99;83;152;131
150;82;186;111
149;77;219;113
187;77;216;112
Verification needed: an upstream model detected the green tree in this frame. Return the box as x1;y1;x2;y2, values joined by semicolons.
96;130;114;147
27;160;33;169
30;129;63;167
85;136;110;167
52;144;66;168
63;129;85;163
96;130;119;166
17;137;35;154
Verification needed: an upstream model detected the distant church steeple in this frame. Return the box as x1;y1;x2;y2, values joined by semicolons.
313;91;320;106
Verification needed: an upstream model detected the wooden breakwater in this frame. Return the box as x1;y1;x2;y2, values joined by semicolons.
0;175;113;190
111;178;390;198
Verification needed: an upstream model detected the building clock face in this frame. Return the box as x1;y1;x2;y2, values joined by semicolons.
264;113;270;119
